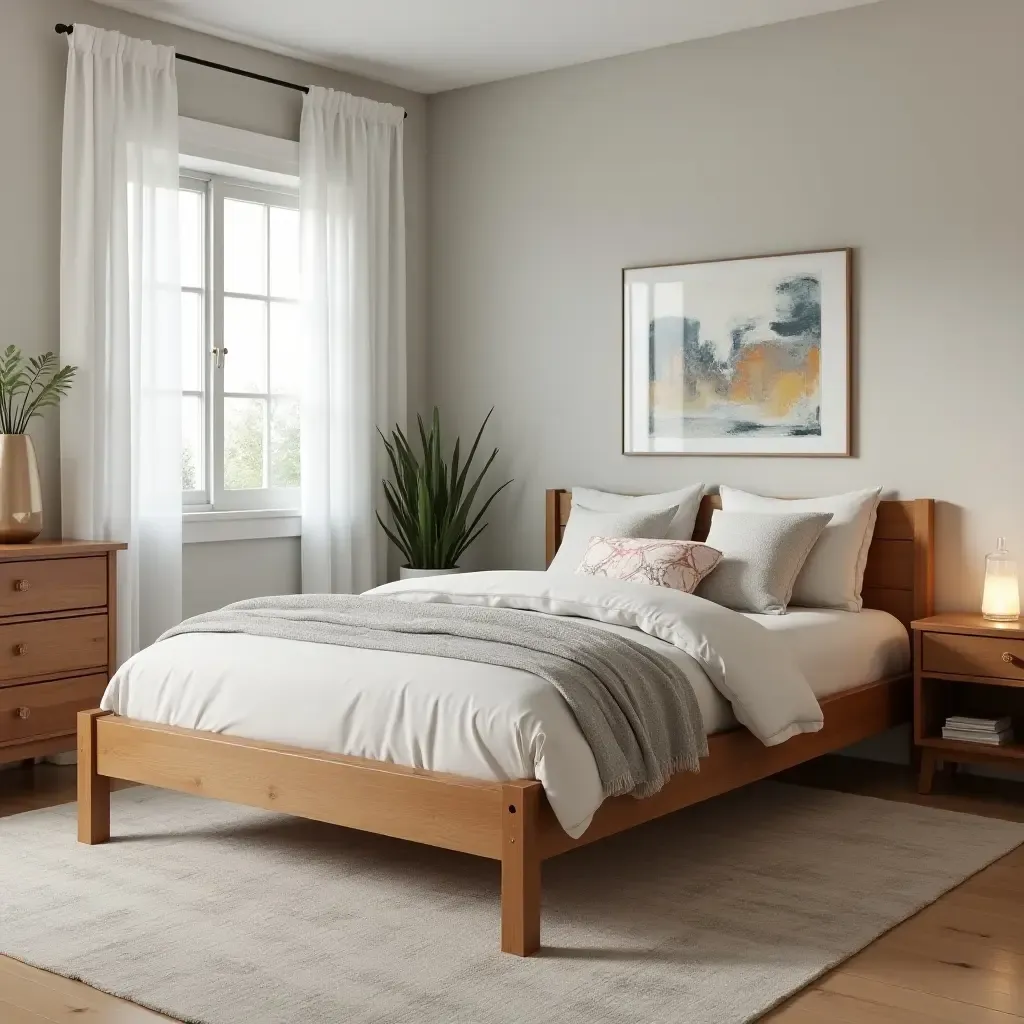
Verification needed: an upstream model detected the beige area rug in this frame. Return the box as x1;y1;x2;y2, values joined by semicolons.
2;782;1023;1024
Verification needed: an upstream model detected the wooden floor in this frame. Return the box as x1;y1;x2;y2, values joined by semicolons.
2;757;1024;1022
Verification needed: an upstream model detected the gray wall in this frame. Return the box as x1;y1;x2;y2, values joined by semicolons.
183;539;300;616
1;0;427;615
427;0;1024;608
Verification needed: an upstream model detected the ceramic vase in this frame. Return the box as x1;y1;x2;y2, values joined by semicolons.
0;435;43;543
398;566;463;580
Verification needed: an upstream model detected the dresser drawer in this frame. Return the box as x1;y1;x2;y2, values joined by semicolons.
0;674;108;746
922;632;1024;682
0;614;108;683
0;556;107;617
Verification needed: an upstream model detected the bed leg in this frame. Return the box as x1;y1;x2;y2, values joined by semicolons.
501;781;542;956
77;709;111;845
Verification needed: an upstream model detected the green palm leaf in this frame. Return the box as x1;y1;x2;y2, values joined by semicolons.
0;348;76;435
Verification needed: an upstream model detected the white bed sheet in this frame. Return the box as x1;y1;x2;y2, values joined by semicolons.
746;608;910;698
101;606;907;838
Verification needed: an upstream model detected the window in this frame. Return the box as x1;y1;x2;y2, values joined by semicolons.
179;174;301;513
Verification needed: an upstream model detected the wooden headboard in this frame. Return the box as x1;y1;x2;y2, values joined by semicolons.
545;490;934;630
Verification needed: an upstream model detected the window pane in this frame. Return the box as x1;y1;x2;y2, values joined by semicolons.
269;206;299;299
224;397;266;490
182;395;203;491
269;302;301;394
179;188;204;289
181;291;203;392
224;297;268;393
270;398;300;488
224;198;267;295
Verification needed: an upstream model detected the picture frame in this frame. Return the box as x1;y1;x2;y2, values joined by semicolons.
622;248;852;457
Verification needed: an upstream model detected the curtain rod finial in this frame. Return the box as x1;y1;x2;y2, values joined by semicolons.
55;23;74;34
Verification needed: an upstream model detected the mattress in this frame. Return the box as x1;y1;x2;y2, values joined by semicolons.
746;608;910;699
101;605;908;838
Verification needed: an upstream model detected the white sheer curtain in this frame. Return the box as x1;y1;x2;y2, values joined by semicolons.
299;87;406;594
60;25;182;662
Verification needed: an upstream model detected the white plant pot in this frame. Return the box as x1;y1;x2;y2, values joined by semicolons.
399;566;463;580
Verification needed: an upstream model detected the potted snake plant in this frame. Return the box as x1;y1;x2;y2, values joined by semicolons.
377;407;512;579
0;347;77;542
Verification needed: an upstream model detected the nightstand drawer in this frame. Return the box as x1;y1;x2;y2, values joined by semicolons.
0;674;108;746
0;614;108;683
0;556;107;617
922;632;1024;682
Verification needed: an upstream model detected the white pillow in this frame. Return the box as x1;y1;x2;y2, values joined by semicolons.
719;486;882;611
548;505;676;574
695;510;833;615
570;483;705;542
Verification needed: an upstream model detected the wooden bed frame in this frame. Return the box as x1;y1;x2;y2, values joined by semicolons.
77;490;934;956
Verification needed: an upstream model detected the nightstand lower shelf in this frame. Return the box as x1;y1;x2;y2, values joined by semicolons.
920;735;1024;759
917;736;1024;793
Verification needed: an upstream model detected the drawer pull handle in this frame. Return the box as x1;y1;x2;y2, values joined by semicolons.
1003;652;1016;664
13;579;30;592
16;706;30;720
12;643;27;656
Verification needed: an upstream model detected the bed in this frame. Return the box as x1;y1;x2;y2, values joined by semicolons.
77;490;934;956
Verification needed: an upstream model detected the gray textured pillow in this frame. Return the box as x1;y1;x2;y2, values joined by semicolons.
696;510;833;614
548;506;676;574
570;484;705;542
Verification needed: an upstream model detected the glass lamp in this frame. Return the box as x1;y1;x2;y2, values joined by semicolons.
982;537;1020;622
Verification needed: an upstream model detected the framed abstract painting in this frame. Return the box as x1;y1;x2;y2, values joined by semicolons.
622;248;851;456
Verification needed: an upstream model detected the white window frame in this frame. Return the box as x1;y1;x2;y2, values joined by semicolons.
180;174;301;520
213;177;300;513
179;119;302;544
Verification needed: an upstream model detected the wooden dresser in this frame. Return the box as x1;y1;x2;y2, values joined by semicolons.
0;540;125;765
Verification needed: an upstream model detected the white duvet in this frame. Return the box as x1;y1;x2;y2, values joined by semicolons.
103;571;823;837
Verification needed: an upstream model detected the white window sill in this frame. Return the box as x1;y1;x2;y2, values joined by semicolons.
183;509;301;544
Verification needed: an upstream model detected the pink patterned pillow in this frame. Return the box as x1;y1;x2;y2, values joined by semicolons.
576;536;723;593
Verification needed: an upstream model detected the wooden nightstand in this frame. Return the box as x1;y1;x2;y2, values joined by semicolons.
912;613;1024;794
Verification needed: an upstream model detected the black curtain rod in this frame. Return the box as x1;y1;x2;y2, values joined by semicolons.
55;23;407;118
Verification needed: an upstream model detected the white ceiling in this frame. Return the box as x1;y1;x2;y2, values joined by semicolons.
94;0;882;94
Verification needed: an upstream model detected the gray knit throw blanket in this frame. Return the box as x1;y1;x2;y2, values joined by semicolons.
158;594;708;800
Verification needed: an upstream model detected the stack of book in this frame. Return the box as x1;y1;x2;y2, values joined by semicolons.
941;715;1014;746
